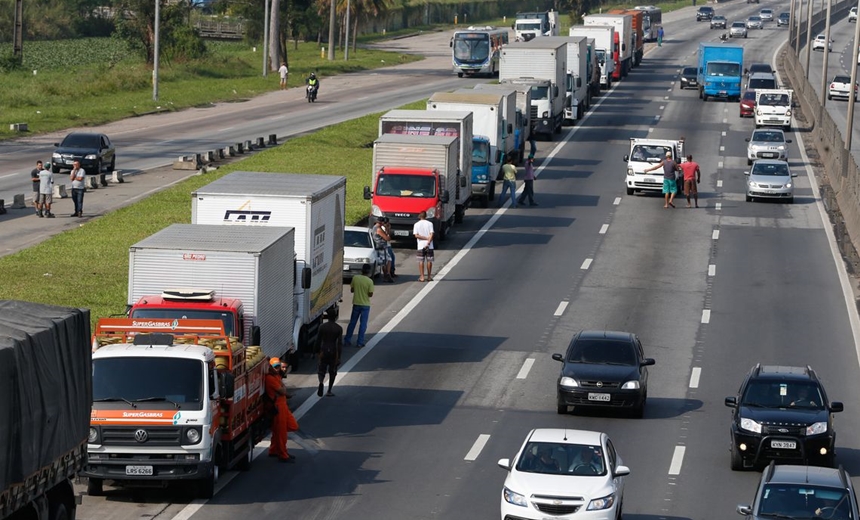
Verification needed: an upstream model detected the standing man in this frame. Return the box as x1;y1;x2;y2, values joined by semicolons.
498;156;518;208
679;154;701;208
372;217;394;282
645;151;679;208
317;309;343;397
31;160;43;217
265;357;299;462
69;160;86;217
413;211;435;282
517;155;538;206
382;217;397;279
658;25;664;47
345;263;374;348
38;164;55;218
278;61;289;90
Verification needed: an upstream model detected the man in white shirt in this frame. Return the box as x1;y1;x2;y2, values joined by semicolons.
278;62;289;90
412;211;435;282
38;166;55;218
69;160;86;217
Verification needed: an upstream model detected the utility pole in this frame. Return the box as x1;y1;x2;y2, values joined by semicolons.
804;0;813;76
153;0;160;101
13;0;23;57
327;0;335;60
820;0;832;107
847;0;860;151
344;0;350;60
263;0;270;76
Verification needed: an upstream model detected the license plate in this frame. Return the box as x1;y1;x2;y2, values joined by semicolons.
763;153;777;158
719;91;727;96
646;177;658;184
393;229;410;237
343;264;350;271
125;465;153;476
771;440;797;449
588;393;611;402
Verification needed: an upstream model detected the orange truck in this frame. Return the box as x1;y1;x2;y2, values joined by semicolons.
609;9;644;67
83;318;269;499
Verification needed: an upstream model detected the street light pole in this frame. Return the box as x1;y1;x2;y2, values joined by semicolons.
789;0;796;51
846;0;860;151
263;0;270;76
804;0;813;76
327;0;335;60
820;0;832;107
344;0;350;60
153;0;160;101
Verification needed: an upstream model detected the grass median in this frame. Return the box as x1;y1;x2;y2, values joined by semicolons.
0;99;427;323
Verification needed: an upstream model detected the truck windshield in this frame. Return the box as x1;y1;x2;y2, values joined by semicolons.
706;63;741;77
595;49;607;64
453;34;490;63
473;141;490;166
130;308;235;337
530;86;549;100
631;145;672;163
516;22;542;31
758;94;789;106
376;174;437;197
93;357;204;409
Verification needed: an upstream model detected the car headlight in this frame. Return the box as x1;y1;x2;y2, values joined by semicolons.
560;377;579;388
785;110;791;116
784;183;792;189
356;257;371;264
84;154;97;160
740;417;762;433
588;493;616;511
749;181;759;188
185;427;201;444
52;152;61;158
627;168;634;176
371;205;383;217
777;145;786;150
806;422;827;435
503;487;528;507
621;380;640;389
425;207;436;219
88;427;99;443
756;110;762;116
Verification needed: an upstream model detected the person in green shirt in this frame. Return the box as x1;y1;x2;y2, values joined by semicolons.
498;156;518;208
345;263;374;347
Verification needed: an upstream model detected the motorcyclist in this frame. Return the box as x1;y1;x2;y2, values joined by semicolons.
306;72;320;100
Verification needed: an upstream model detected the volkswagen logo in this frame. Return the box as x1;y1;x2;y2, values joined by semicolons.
134;429;149;443
596;381;603;388
778;428;789;434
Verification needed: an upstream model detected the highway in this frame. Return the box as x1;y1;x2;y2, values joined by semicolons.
71;1;860;520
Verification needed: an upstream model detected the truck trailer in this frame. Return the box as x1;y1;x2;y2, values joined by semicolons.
584;13;633;78
570;25;616;89
499;39;567;138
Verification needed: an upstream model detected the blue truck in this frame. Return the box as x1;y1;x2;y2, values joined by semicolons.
697;43;743;102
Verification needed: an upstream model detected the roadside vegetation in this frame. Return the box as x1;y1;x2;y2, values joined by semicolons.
0;99;425;322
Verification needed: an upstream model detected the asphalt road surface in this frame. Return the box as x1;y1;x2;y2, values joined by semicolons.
65;3;860;520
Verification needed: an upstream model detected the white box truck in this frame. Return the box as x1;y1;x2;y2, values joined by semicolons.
500;39;567;139
365;134;464;242
473;83;531;162
585;13;633;78
514;10;560;41
191;172;344;360
453;88;518;164
127;224;296;360
542;36;590;124
570;25;616;89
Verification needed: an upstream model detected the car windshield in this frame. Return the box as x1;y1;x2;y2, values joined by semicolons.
741;381;824;409
631;144;672;163
761;9;772;14
93;357;204;409
743;91;757;102
683;67;697;76
749;64;773;74
344;230;372;248
749;16;761;21
751;131;785;143
758;485;852;519
733;22;746;28
516;442;607;476
61;134;101;148
568;338;637;365
759;93;789;107
376;174;436;197
780;13;789;18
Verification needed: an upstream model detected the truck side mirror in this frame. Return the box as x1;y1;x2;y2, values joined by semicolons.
250;325;261;346
449;39;453;48
553;85;559;97
576;77;582;88
441;190;450;203
363;185;372;200
460;175;467;188
507;123;513;134
302;266;312;289
221;373;235;399
623;154;629;162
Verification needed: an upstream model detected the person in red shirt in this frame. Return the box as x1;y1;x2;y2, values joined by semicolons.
678;154;702;208
265;357;299;462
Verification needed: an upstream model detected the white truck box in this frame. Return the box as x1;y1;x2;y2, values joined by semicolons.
128;223;296;359
499;40;567;137
452;89;518;163
755;89;793;130
473;84;531;161
541;36;589;123
570;25;616;89
584;13;633;77
191;172;345;356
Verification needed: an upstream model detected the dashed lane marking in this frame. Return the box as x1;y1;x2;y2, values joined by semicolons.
554;301;569;317
701;309;711;324
581;258;593;270
614;197;622;205
689;367;702;388
517;358;535;380
668;446;686;475
713;230;720;240
716;202;722;211
465;434;491;461
599;224;609;234
717;180;723;188
708;264;716;276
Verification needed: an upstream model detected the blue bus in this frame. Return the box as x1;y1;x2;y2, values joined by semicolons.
451;26;509;77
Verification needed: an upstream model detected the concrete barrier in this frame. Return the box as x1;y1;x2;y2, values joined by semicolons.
52;184;68;198
11;194;26;209
236;142;245;154
99;173;108;187
86;176;99;189
173;155;201;170
217;148;226;159
244;140;254;151
110;171;124;184
9;123;28;132
0;199;5;215
204;150;216;163
268;134;278;145
256;137;265;148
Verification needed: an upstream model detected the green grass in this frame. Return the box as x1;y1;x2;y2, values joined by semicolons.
0;39;422;140
0;99;427;324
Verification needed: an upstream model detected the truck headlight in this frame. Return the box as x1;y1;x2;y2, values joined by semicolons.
503;487;528;507
542;111;549;118
806;422;827;435
560;377;579;388
371;205;383;217
740;417;762;434
588;493;616;510
425;207;436;219
88;427;99;443
627;168;634;176
184;427;202;445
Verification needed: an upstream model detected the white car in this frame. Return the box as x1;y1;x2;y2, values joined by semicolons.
850;6;857;22
759;8;773;21
745;159;797;203
343;225;384;279
828;74;857;100
812;34;833;51
746;15;763;29
499;428;629;520
746;128;791;165
730;21;749;38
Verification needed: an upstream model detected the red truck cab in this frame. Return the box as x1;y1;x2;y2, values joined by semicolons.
365;166;451;241
611;32;622;80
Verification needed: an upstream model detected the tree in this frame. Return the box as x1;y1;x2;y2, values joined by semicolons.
114;0;205;64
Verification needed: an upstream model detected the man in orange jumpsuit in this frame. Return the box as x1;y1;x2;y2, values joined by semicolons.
265;357;299;462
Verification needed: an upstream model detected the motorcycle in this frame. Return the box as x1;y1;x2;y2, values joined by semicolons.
306;83;318;102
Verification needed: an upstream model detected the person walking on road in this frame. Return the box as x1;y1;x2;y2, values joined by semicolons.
517;155;538;206
413;211;435;282
265;357;298;462
345;263;374;347
498;156;518;208
317;309;343;397
645;151;680;208
679;154;701;208
658;26;664;47
278;61;289;90
69;160;86;217
38;165;55;218
31;160;43;216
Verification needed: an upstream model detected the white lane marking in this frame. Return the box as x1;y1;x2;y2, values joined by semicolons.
581;258;593;270
654;115;661;121
217;126;235;132
718;161;724;169
660;105;665;110
722;131;727;136
664;96;670;100
719;146;725;152
716;202;722;211
712;230;720;240
701;309;711;324
649;128;654;133
599;224;609;234
689;367;702;388
668;446;687;475
517;358;536;379
465;434;491;461
723;118;728;123
717;180;723;188
554;301;569;316
614;197;622;205
0;171;25;180
708;264;716;276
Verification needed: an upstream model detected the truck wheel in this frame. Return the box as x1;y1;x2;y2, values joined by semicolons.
698;87;703;99
87;478;104;497
730;442;744;471
236;436;254;471
626;187;635;196
439;222;447;241
454;205;464;223
457;72;463;78
197;464;219;499
49;500;70;520
703;93;709;102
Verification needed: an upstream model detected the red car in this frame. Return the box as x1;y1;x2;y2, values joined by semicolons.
739;90;756;117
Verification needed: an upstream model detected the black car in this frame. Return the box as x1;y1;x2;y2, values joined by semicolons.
777;12;790;26
737;463;859;520
52;132;116;175
710;15;727;29
725;365;843;471
679;67;698;89
745;63;774;76
696;6;715;21
552;330;655;418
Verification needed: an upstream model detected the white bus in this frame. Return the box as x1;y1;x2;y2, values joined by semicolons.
451;26;509;77
634;6;663;42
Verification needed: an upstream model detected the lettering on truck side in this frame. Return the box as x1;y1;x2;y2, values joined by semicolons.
223;210;272;223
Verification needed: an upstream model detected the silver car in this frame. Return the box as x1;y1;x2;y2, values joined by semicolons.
745;160;797;203
746;16;763;29
730;21;748;38
746;129;791;165
759;8;773;21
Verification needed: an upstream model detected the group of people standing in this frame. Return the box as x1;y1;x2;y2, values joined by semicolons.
498;154;538;208
29;159;87;218
645;152;701;209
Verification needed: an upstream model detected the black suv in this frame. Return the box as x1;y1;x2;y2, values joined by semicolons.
696;6;715;21
737;462;858;520
726;365;843;470
553;330;655;418
52;132;116;175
